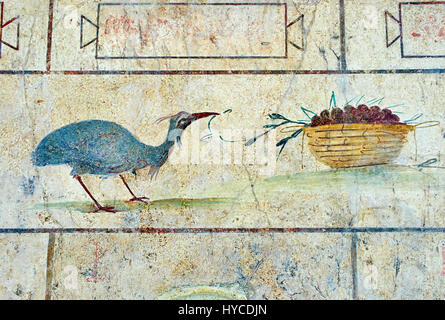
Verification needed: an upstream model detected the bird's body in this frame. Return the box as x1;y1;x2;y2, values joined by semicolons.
32;111;219;212
32;120;173;178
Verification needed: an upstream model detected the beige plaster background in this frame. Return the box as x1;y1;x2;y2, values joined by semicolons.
0;0;444;300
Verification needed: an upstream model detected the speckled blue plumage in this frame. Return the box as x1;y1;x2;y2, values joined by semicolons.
31;120;174;177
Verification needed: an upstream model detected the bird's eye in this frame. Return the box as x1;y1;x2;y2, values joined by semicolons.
177;119;187;127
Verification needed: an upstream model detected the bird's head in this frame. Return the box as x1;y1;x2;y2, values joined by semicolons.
155;111;220;144
156;111;219;129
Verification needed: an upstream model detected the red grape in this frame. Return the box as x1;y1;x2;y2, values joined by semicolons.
330;108;344;124
309;105;405;126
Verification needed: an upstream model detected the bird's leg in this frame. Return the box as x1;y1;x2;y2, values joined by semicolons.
74;176;117;213
119;174;150;204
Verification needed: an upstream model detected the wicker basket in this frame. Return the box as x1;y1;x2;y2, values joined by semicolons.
302;123;415;168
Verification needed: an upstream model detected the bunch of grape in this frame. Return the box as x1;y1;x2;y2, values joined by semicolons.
310;105;404;127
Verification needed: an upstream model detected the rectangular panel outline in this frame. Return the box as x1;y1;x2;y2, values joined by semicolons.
1;1;444;75
399;1;445;58
95;2;288;59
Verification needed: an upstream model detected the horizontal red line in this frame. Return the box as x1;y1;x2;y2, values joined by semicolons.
400;1;445;6
0;69;443;75
0;227;444;234
99;2;286;6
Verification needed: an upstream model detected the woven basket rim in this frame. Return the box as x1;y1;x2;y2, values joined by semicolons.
303;123;414;132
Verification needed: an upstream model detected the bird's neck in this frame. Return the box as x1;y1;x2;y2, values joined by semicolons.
161;121;183;149
142;121;183;168
158;136;175;152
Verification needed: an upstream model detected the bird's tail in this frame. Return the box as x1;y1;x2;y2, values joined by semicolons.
31;150;40;166
31;149;50;167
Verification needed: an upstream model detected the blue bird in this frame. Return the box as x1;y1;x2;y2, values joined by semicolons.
31;111;219;212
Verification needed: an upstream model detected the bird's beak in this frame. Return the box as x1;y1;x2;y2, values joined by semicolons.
192;112;220;121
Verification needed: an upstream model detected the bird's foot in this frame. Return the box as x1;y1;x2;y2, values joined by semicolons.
91;206;118;213
126;196;150;204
